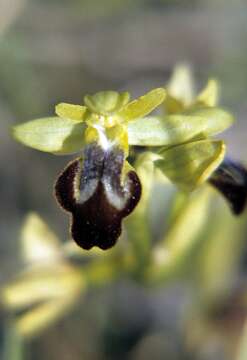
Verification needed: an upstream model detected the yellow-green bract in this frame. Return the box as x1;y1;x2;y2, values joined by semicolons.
156;140;226;191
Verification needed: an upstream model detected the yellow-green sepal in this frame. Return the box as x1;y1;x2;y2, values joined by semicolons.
128;107;234;146
164;65;220;113
195;79;219;107
155;140;226;191
55;103;87;122
118;88;166;122
182;106;234;134
164;64;194;114
12;117;86;155
84;91;130;115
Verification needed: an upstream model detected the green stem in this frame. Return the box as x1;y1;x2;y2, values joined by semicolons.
3;319;25;360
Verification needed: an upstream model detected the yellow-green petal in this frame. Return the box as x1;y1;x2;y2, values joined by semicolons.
55;103;87;121
156;140;226;191
12;117;86;155
84;91;130;115
118;88;166;122
128;107;234;146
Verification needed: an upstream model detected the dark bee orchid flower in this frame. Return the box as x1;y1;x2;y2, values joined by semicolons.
156;65;247;215
55;143;141;250
50;88;164;249
209;158;247;215
12;88;166;250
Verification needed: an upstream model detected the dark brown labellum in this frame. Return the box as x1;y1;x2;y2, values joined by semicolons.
209;157;247;215
54;143;141;250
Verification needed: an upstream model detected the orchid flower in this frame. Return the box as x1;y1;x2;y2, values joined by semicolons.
12;73;247;250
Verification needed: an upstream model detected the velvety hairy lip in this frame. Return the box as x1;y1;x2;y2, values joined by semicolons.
54;143;141;250
209;158;247;215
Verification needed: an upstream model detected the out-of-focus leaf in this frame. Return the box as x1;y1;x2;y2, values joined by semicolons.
147;187;212;283
128;107;233;146
3;320;24;360
118;88;166;122
84;91;130;115
156;140;225;191
126;152;160;272
164;188;211;256
134;152;161;211
15;296;76;338
12;117;86;154
197;194;246;298
2;265;83;309
196;79;219;107
55;103;87;121
21;213;60;264
237;320;247;360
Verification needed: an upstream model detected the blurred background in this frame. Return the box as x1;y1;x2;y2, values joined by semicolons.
1;0;247;359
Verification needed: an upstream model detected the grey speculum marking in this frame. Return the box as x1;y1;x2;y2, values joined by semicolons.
55;142;141;250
